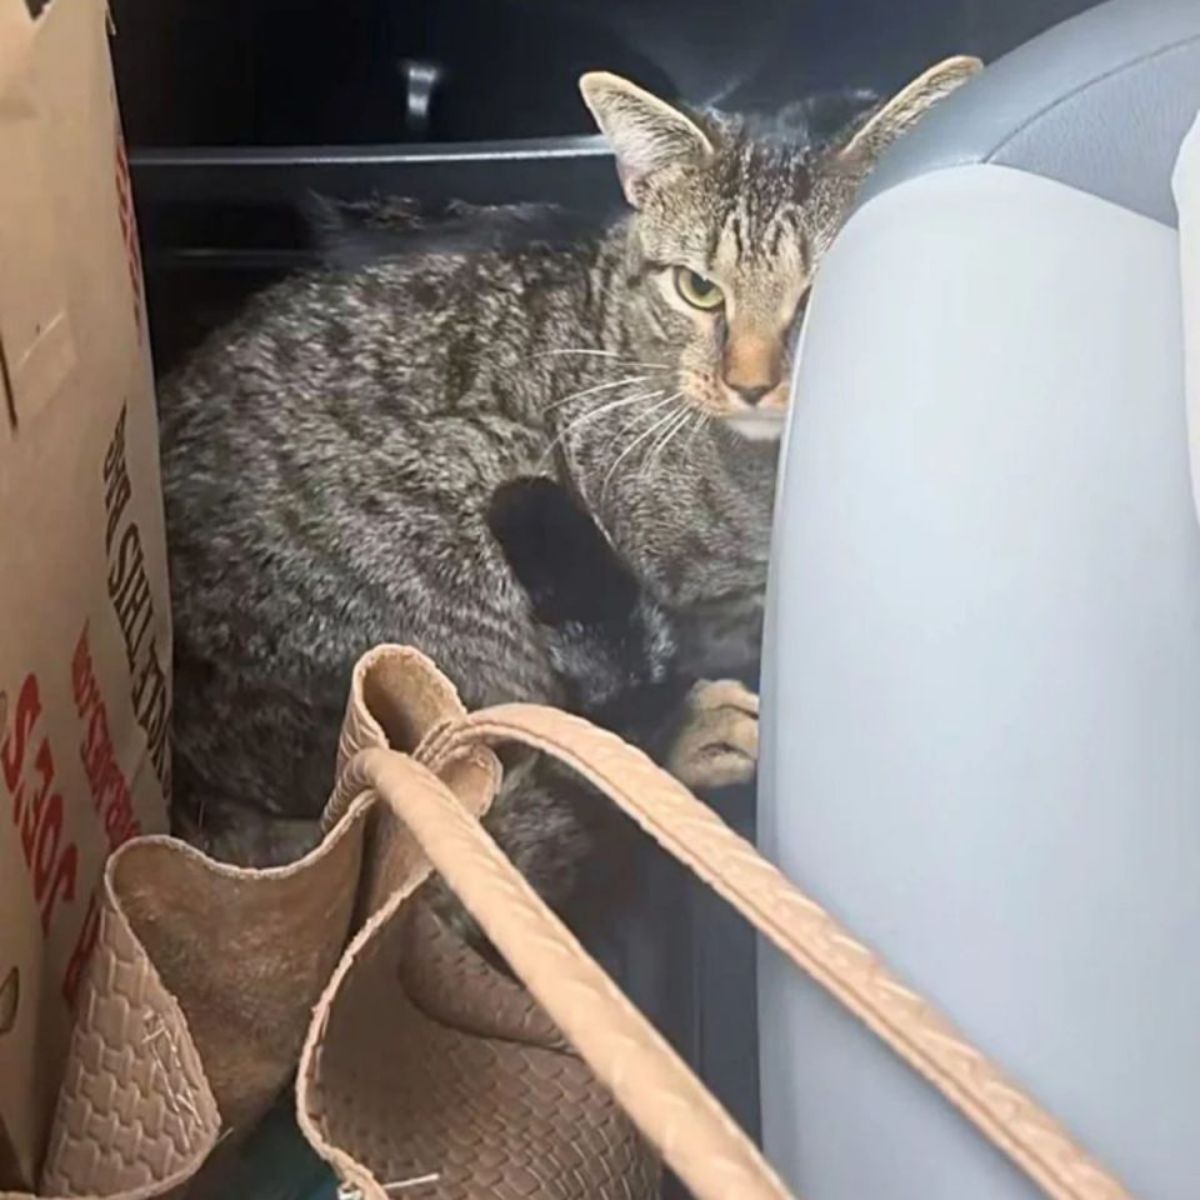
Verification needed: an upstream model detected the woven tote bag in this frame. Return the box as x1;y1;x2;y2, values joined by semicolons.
1;645;1127;1200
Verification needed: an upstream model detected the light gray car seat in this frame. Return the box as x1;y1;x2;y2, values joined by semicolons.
758;1;1200;1196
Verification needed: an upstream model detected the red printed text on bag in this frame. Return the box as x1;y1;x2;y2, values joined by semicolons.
103;405;170;795
1;673;79;938
72;624;140;850
113;122;144;343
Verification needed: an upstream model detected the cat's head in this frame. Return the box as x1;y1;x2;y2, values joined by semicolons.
580;57;980;442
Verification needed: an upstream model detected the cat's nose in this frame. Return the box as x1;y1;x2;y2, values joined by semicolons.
723;332;783;406
730;383;773;406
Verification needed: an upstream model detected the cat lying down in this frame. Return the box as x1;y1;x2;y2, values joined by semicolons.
176;475;759;900
162;59;981;952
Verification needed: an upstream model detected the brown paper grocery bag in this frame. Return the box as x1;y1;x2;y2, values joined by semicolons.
0;0;170;1186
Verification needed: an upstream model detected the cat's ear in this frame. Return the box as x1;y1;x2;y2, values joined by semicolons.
836;55;982;168
580;72;713;206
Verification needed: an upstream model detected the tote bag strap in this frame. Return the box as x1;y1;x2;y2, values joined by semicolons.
335;747;792;1200
412;704;1130;1200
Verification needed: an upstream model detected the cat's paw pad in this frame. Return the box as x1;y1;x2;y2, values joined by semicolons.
667;679;759;790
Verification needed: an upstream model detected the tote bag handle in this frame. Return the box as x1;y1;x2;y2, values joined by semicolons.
326;701;1127;1200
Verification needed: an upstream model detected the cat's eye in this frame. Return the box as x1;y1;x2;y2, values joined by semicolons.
674;268;724;311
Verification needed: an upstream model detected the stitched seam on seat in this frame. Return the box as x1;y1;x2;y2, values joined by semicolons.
988;35;1200;162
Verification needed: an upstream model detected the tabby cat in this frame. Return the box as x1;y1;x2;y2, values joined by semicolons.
160;60;980;923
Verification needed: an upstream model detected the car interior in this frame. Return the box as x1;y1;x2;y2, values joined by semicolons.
2;0;1197;1196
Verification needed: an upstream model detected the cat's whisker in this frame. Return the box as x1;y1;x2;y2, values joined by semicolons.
682;410;711;460
613;390;683;436
536;389;665;467
535;348;669;370
543;373;666;415
640;408;694;479
636;411;681;477
665;407;697;455
602;393;684;499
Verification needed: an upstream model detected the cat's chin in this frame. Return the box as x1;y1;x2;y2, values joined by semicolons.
723;412;786;443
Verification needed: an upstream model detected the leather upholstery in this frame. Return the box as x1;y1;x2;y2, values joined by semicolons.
760;0;1200;1181
861;0;1200;226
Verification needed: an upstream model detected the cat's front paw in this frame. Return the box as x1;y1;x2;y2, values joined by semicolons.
666;679;759;790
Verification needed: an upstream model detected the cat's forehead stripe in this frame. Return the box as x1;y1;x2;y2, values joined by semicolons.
713;203;807;279
704;134;814;270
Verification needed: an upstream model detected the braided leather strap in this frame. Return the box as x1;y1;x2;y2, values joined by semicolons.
415;704;1130;1200
326;749;792;1200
